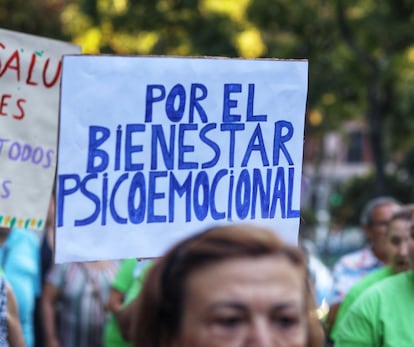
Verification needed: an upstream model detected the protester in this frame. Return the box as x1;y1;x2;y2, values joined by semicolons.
325;196;400;336
330;204;414;341
104;259;153;347
335;207;414;346
0;268;25;347
35;195;56;347
104;258;138;347
39;195;55;285
0;225;41;347
129;224;324;347
41;260;119;347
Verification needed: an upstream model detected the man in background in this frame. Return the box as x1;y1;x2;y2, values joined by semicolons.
330;204;414;341
335;204;414;346
325;196;401;337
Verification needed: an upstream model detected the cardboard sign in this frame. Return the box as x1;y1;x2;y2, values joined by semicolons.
56;56;308;262
0;29;81;230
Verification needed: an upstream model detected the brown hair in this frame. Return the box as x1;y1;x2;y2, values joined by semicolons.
131;224;324;347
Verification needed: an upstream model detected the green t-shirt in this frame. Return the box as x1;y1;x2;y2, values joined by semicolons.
330;266;393;341
104;259;153;347
111;258;138;293
123;260;153;305
104;258;137;347
335;271;414;347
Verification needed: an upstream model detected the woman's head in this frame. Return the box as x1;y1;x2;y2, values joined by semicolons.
132;224;323;347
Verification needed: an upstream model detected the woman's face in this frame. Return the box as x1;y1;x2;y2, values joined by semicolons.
170;255;307;347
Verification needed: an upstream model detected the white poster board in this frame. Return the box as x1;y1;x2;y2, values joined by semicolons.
0;29;81;230
56;56;308;262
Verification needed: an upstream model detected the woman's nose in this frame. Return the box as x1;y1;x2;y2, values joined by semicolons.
246;318;273;347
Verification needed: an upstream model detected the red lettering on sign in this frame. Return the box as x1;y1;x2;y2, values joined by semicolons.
0;94;12;115
26;53;38;86
0;94;26;120
13;98;26;120
0;41;62;88
0;50;21;81
43;58;61;88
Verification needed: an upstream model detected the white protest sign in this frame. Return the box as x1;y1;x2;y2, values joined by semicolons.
0;29;81;230
56;56;308;263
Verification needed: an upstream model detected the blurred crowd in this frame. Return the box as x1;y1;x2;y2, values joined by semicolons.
1;193;414;347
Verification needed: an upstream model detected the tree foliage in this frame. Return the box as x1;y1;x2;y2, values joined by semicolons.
60;0;249;56
2;0;414;136
2;0;414;205
0;0;68;40
329;170;414;226
247;0;414;195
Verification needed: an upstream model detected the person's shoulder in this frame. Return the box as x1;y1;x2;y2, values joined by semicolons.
346;266;391;298
122;258;138;267
335;282;382;346
10;228;40;245
355;266;391;287
333;246;376;270
370;270;413;293
353;270;409;307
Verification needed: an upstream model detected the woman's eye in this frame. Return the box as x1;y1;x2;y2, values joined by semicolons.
390;238;400;246
213;316;243;328
273;315;300;328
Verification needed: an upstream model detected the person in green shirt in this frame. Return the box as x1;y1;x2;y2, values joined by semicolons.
104;258;137;347
335;205;414;347
104;259;153;347
336;270;414;347
330;205;414;341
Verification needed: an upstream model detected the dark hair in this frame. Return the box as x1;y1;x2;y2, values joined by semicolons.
131;224;324;347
